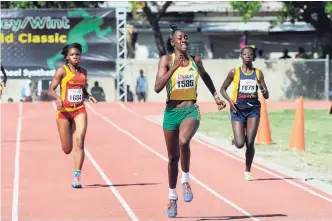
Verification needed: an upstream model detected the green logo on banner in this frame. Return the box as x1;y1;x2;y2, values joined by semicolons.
47;9;113;69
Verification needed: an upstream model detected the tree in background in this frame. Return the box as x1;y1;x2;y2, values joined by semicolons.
130;1;173;57
230;1;332;58
230;1;262;23
127;24;138;59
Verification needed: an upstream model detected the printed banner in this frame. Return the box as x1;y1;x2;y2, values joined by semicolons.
1;8;117;79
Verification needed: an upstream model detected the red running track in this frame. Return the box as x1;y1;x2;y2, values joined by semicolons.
1;102;332;221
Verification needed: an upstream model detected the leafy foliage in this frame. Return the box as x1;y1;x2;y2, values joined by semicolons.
324;2;332;16
231;1;332;57
130;1;173;57
229;1;261;23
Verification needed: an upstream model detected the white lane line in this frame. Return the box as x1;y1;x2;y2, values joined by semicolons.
12;102;23;221
87;103;260;221
52;102;139;221
119;102;332;203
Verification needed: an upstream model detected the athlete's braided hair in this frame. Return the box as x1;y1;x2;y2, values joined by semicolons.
61;43;82;62
166;24;181;54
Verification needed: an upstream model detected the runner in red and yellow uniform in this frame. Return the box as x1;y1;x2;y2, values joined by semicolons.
48;43;97;188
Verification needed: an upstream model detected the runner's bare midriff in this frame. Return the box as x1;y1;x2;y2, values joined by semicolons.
166;100;196;108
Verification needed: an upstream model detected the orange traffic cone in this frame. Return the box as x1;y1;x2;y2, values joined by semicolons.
289;96;305;151
256;96;272;144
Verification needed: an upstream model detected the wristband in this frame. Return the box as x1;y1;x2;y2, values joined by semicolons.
214;94;220;100
261;88;266;94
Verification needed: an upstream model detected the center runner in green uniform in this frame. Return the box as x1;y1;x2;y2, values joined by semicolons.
154;24;226;218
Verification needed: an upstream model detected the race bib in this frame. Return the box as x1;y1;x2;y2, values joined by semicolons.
67;88;83;102
175;72;195;89
239;79;257;94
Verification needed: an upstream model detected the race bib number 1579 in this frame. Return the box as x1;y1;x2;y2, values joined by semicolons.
68;88;83;102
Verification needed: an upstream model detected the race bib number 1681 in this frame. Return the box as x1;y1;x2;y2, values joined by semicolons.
68;88;83;102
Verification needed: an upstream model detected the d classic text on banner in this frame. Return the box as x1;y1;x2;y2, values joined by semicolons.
1;9;117;79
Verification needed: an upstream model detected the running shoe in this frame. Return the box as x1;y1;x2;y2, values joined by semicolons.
182;182;193;202
72;170;82;188
244;171;254;181
167;198;178;218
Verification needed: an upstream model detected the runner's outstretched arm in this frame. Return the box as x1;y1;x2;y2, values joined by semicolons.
154;55;181;93
257;70;269;99
193;56;217;96
48;67;64;101
220;69;235;103
193;56;226;109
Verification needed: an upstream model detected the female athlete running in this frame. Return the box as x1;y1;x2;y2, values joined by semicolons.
220;46;269;181
48;43;97;188
154;24;226;218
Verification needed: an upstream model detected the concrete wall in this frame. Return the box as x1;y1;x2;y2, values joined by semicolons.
2;59;331;103
124;58;331;102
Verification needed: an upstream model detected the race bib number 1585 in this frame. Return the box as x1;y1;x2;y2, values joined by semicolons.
68;88;83;102
175;74;195;89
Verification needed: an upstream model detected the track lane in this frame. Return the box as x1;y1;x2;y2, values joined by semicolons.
93;103;332;221
18;103;132;221
1;103;20;221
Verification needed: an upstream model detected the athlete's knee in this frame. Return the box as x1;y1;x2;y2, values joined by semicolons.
246;139;255;150
179;136;191;150
245;145;255;159
74;135;85;150
62;145;72;154
168;154;180;165
234;139;245;149
246;144;255;153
